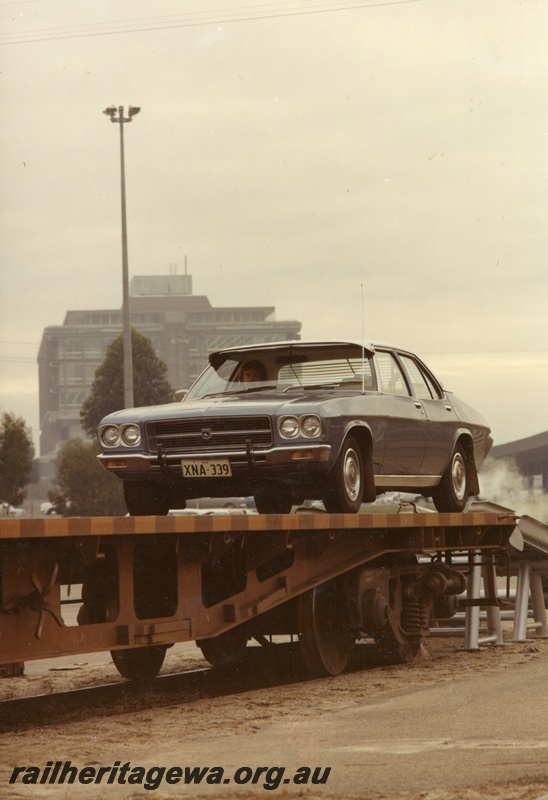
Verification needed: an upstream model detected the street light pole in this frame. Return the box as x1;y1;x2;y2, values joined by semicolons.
103;105;141;409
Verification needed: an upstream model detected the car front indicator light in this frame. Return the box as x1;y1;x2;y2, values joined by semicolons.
105;459;127;469
291;450;315;460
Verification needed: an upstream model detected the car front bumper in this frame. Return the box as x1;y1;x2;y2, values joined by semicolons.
98;443;333;480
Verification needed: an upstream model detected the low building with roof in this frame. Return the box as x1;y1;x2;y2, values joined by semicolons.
490;431;548;492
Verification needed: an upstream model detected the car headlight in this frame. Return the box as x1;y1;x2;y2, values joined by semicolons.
279;415;322;439
121;424;141;446
101;425;121;448
279;416;300;438
301;415;322;438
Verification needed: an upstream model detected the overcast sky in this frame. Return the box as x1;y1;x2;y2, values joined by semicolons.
1;0;547;450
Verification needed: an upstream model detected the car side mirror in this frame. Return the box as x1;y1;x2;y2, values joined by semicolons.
175;389;188;402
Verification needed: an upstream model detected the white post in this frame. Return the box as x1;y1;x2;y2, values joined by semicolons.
512;561;531;642
464;552;482;651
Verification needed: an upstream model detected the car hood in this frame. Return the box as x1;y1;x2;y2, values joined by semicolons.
99;390;360;426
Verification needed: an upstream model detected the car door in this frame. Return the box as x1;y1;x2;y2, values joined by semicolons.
374;350;427;477
397;353;459;477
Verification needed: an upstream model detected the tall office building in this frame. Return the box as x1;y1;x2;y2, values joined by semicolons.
37;274;301;456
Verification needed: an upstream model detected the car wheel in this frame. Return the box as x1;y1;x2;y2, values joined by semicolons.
254;489;293;514
323;436;364;513
432;443;468;513
123;481;170;516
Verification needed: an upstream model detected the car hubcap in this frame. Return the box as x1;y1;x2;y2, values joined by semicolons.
451;453;467;501
343;448;361;502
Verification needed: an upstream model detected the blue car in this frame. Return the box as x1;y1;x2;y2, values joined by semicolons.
97;340;492;515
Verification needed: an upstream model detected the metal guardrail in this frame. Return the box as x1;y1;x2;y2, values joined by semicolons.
516;514;548;556
430;502;548;648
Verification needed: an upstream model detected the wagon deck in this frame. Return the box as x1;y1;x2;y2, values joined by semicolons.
0;510;517;679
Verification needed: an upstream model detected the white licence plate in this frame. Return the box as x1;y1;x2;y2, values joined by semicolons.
181;459;232;478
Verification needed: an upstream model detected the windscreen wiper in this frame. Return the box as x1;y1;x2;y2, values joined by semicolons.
202;385;278;398
283;382;340;392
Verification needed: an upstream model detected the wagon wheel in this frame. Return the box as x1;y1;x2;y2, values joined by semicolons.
110;646;167;681
297;578;356;678
78;557;167;681
197;627;250;669
371;574;424;664
373;624;422;664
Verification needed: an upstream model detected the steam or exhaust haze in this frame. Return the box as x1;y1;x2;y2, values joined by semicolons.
1;1;547;449
479;460;548;522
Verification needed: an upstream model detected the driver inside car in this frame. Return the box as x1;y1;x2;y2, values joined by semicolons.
241;360;267;382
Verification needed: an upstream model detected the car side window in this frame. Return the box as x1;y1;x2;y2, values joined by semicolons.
399;355;440;399
375;352;410;396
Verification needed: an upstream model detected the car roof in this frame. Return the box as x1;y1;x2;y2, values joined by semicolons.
208;340;387;364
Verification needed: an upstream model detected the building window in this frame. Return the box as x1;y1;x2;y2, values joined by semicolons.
59;339;84;357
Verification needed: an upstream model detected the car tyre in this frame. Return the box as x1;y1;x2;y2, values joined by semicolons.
323;436;364;513
123;481;170;516
432;443;469;513
254;488;293;514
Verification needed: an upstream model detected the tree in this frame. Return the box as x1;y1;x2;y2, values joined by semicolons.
0;412;34;509
80;328;174;436
49;438;126;517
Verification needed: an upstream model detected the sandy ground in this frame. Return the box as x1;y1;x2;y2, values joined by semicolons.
1;628;547;800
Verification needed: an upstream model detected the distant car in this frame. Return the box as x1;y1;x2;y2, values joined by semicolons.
2;504;25;517
168;507;257;516
97;340;493;515
185;496;252;510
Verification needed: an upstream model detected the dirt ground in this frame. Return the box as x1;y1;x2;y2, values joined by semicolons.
1;629;547;800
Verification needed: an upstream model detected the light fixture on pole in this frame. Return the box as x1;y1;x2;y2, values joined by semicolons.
102;105;141;409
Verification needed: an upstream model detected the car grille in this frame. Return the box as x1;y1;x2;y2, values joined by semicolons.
145;416;273;454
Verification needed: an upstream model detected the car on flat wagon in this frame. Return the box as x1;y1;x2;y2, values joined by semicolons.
97;340;492;515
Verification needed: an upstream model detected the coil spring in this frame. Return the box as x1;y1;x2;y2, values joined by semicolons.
401;592;429;633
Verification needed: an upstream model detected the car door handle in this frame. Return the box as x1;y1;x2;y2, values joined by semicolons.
444;405;453;412
413;400;422;409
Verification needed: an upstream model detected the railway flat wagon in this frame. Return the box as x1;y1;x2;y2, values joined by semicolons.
0;510;516;680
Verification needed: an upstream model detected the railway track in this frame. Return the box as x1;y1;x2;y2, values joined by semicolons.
0;665;212;733
0;641;399;732
0;642;300;732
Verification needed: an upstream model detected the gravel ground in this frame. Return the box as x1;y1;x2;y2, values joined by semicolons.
1;630;547;800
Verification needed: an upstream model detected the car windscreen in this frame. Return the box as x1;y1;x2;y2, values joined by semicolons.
186;347;376;399
186;358;241;399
